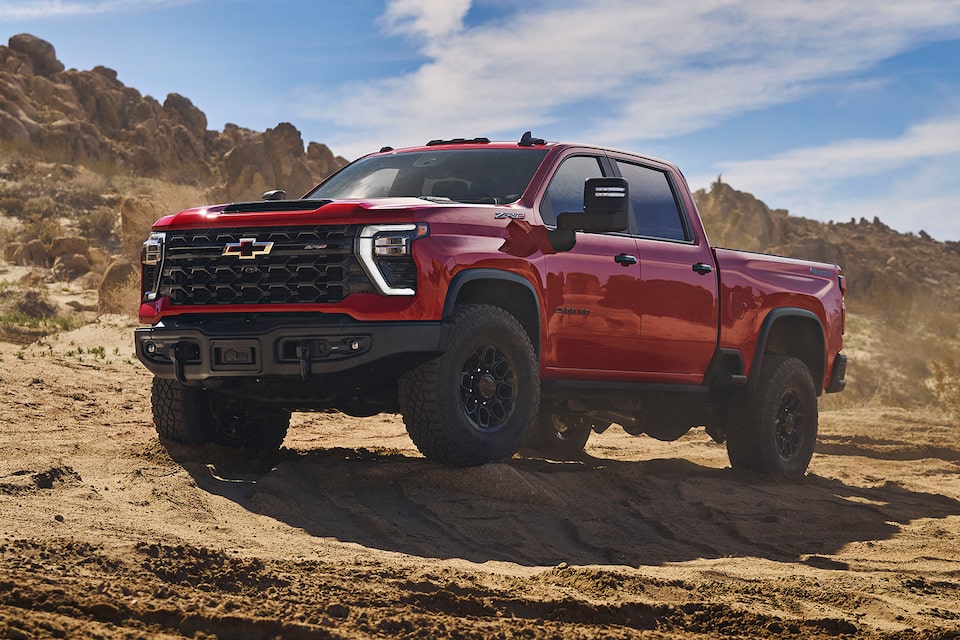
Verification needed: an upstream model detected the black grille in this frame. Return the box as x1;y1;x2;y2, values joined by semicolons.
158;226;377;305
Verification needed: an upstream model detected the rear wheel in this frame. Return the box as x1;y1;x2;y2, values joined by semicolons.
151;377;290;451
725;355;818;476
398;304;539;466
522;412;594;461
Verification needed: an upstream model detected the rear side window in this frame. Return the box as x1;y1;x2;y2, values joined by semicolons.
540;156;604;226
616;161;689;241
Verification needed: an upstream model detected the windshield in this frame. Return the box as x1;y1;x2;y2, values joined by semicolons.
306;148;549;204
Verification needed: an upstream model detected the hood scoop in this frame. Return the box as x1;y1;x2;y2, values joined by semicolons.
222;199;332;214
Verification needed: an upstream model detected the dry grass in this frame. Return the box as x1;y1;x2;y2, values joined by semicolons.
97;270;141;317
115;177;205;261
823;294;960;418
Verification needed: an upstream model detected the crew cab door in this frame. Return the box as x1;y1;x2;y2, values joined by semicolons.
539;153;646;374
612;158;719;382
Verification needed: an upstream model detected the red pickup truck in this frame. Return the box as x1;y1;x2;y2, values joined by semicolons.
136;132;846;476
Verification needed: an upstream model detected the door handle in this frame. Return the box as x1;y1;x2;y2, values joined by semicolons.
692;262;713;275
615;253;638;266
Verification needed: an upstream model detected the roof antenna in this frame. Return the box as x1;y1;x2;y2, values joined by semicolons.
518;131;545;147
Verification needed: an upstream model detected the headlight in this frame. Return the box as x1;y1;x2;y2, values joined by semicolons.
140;231;165;301
357;224;428;295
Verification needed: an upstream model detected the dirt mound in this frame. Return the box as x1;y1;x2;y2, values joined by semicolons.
0;322;958;638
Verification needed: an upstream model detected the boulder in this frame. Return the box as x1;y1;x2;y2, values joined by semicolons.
7;34;64;77
50;235;89;258
53;253;91;279
15;238;49;266
162;93;207;135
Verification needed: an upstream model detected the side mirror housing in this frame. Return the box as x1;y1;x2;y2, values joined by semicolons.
556;177;629;233
262;189;286;201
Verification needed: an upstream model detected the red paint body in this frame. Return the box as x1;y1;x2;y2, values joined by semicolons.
140;141;844;394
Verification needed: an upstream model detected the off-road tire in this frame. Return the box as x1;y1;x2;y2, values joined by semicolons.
151;377;290;451
522;412;594;461
725;355;818;476
398;304;539;466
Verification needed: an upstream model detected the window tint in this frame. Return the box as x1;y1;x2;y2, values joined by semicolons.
616;161;688;241
540;156;604;226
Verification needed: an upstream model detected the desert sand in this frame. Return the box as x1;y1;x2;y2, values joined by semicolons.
1;315;958;638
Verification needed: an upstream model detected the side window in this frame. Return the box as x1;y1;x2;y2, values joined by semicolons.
540;156;604;226
616;161;689;241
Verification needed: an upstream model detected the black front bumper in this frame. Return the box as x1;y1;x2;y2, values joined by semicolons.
826;353;847;393
135;315;443;382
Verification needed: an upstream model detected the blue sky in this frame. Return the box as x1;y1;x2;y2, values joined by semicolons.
3;0;960;240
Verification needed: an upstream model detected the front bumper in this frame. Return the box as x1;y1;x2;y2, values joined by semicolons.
135;315;443;382
825;353;847;393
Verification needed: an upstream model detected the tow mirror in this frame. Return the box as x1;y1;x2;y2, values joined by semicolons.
557;177;629;233
549;177;629;251
262;189;286;201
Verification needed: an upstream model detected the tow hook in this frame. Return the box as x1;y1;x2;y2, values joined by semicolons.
295;342;311;382
169;342;187;384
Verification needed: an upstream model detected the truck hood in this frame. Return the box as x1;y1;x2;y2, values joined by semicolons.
152;197;461;229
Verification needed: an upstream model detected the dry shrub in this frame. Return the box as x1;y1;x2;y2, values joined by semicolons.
76;205;119;247
15;288;57;319
825;300;958;412
930;359;960;420
98;269;141;316
117;180;204;261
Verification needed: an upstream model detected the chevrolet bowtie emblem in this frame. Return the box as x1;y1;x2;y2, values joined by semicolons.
222;237;274;259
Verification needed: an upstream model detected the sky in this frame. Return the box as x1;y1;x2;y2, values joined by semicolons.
2;0;960;240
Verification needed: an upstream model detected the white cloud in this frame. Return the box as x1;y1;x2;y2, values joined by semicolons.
714;117;960;192
692;118;960;240
296;0;960;156
379;0;471;40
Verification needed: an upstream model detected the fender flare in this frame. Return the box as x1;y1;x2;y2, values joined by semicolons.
748;307;825;392
442;268;542;351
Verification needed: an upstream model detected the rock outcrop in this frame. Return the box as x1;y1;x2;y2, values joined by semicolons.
0;34;348;199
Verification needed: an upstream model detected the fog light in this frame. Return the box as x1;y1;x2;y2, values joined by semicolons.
145;341;157;355
350;340;360;351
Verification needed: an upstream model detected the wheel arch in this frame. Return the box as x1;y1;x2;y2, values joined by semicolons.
749;308;826;395
443;269;542;356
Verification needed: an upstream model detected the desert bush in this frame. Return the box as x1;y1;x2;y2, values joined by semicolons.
0;284;80;332
21;214;63;247
97;269;140;316
930;358;960;420
921;309;960;341
76;205;119;247
23;195;57;221
116;179;204;260
0;196;23;217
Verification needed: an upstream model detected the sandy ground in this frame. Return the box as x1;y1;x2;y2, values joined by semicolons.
0;316;958;639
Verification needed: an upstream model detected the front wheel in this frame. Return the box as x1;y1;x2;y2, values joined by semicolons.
725;355;818;476
152;378;290;451
398;304;539;466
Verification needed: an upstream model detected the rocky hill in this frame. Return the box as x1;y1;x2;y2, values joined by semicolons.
694;178;960;308
0;34;346;201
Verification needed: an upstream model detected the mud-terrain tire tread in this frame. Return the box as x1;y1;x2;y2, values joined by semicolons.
398;304;539;466
151;377;290;451
725;355;818;476
152;377;211;444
